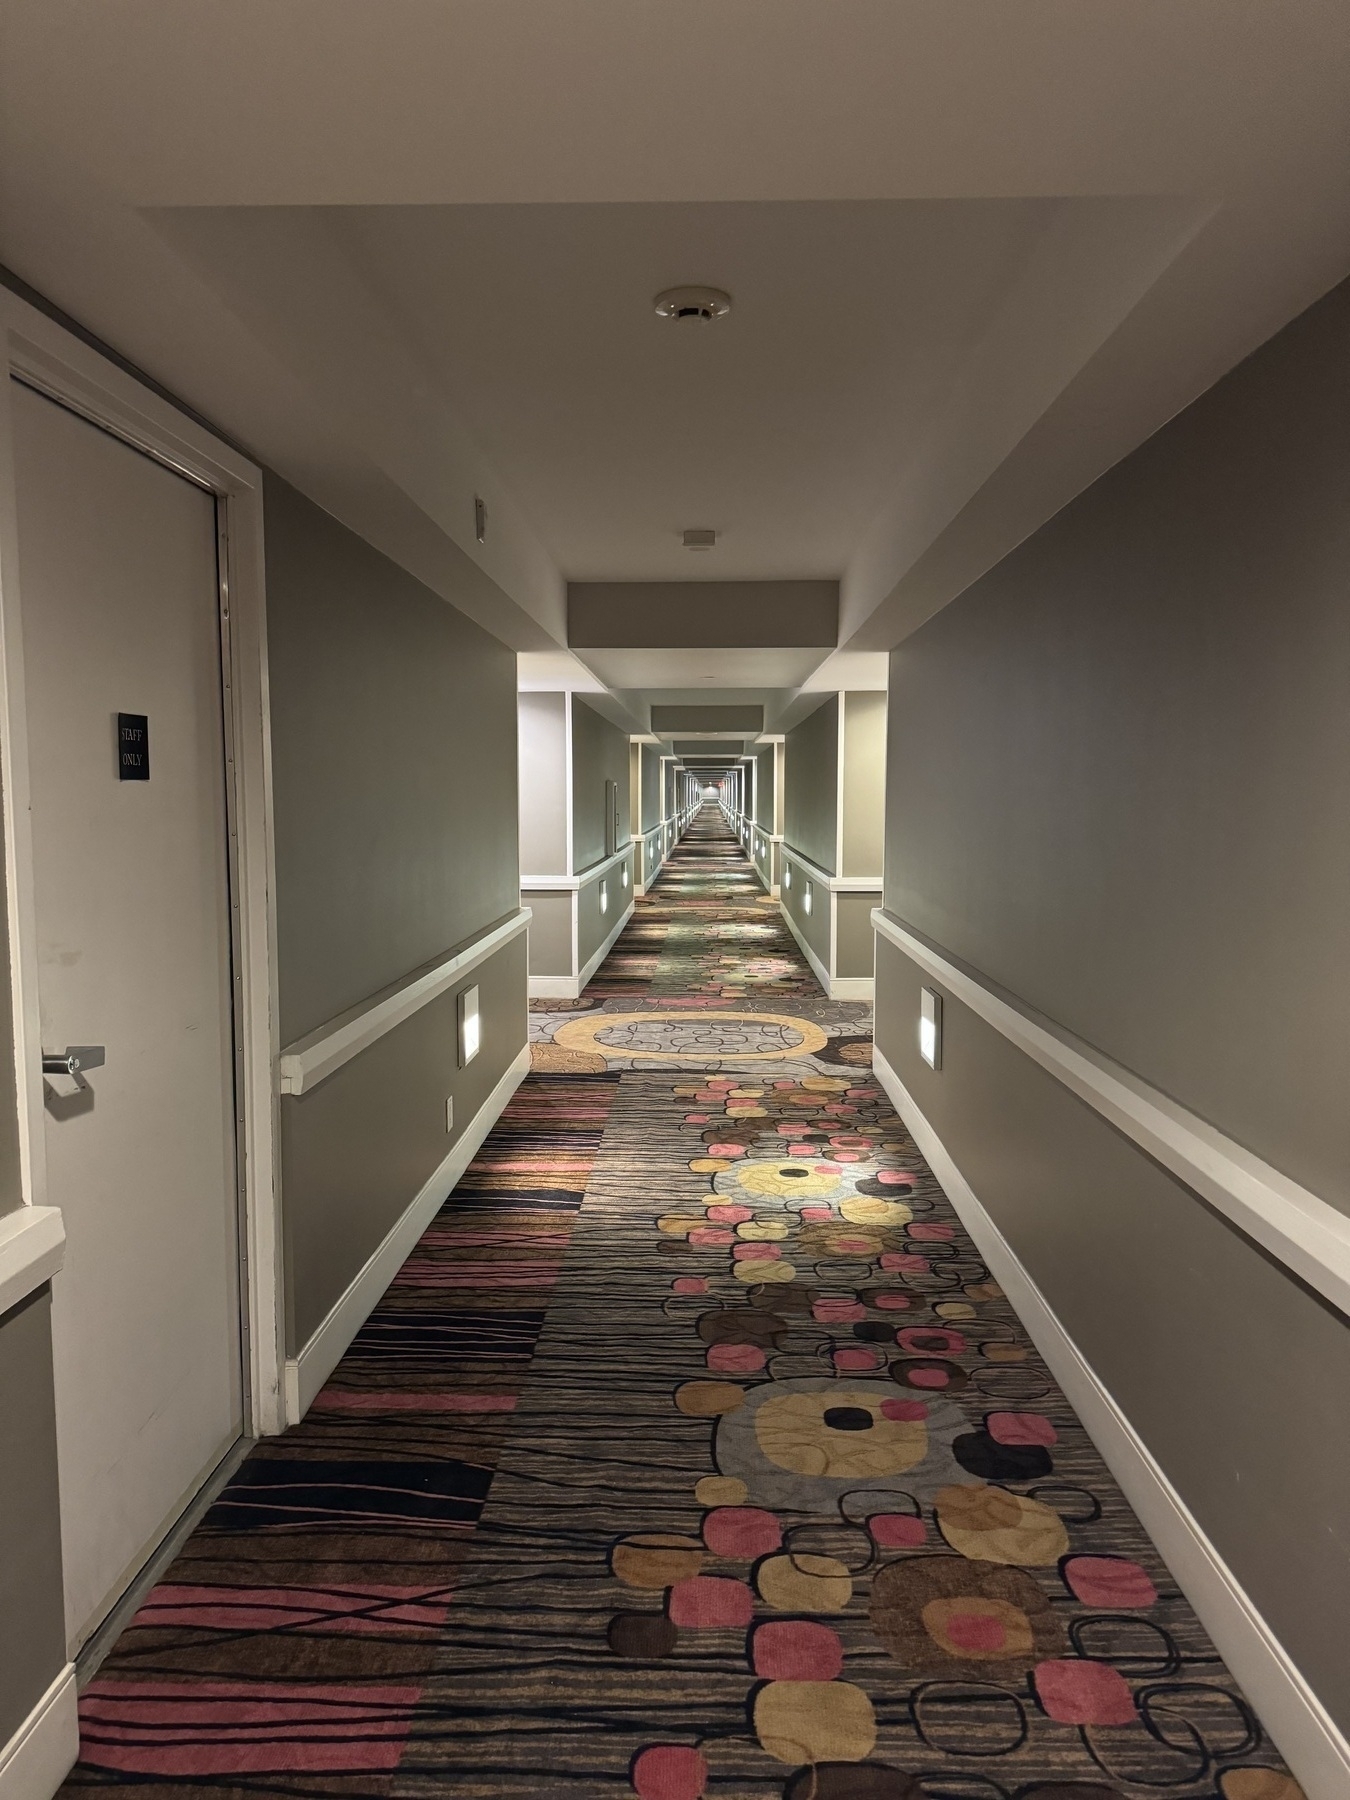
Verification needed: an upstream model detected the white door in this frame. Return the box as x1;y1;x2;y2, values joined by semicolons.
11;380;243;1652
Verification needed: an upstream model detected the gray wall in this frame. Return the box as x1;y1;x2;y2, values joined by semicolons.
284;935;527;1351
882;282;1350;1208
875;934;1350;1737
753;744;776;830
571;696;630;873
526;890;573;980
0;740;64;1738
877;277;1350;1736
784;696;839;875
266;475;519;1044
640;743;662;833
266;476;525;1348
841;690;886;878
0;1289;67;1745
780;850;832;972
836;889;880;979
569;580;837;648
519;692;569;878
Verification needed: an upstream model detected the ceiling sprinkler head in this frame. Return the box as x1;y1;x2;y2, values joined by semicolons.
683;528;717;551
655;286;732;322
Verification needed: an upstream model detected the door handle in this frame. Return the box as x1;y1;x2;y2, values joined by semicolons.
42;1045;105;1084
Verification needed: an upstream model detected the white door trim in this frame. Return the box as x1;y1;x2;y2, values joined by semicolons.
0;288;284;1437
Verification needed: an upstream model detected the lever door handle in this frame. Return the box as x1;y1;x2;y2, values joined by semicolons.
42;1045;105;1078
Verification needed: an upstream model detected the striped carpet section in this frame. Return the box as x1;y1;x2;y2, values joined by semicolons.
67;1074;617;1789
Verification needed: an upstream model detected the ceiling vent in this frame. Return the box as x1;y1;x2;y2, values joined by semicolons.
682;528;717;551
655;286;732;322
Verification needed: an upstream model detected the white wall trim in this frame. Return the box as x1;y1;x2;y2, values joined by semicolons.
871;1042;1350;1800
782;843;882;893
521;844;633;892
284;1041;531;1423
279;908;531;1096
0;1663;78;1800
0;1205;64;1318
872;909;1350;1319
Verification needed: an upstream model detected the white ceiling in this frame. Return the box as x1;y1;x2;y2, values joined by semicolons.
2;1;1348;726
334;197;1063;582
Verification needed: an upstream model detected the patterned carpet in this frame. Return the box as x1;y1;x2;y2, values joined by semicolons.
66;807;1298;1800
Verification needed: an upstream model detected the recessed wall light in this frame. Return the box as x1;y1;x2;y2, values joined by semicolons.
458;984;480;1067
804;882;814;916
920;987;943;1071
683;528;717;551
654;286;732;321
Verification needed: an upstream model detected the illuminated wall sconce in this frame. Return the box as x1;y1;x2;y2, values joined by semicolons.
804;881;813;916
458;983;481;1067
621;862;629;889
920;986;943;1070
600;879;609;915
784;865;792;890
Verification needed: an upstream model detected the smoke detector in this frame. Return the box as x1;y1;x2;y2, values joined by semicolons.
683;528;717;551
655;286;732;322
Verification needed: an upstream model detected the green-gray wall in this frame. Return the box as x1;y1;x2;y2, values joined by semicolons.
266;476;525;1352
571;696;630;873
518;692;569;878
0;1288;66;1744
0;734;65;1742
640;742;662;833
753;745;776;830
876;277;1350;1736
784;696;838;875
841;691;886;878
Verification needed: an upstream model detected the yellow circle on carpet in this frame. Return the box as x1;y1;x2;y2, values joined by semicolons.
737;1220;789;1241
756;1553;853;1612
694;1475;748;1506
552;1010;829;1063
675;1381;745;1417
755;1388;928;1478
754;1680;877;1765
936;1483;1069;1566
840;1196;913;1226
733;1258;798;1284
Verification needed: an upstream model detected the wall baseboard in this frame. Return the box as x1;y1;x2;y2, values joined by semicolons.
284;1042;531;1424
528;973;582;1000
0;1665;77;1800
529;898;635;1000
777;900;872;1000
778;900;833;994
871;1042;1350;1800
577;897;634;992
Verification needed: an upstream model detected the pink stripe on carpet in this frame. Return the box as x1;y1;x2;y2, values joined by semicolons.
311;1390;516;1413
79;1680;420;1774
135;1584;452;1637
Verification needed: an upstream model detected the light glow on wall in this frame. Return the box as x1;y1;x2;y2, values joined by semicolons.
600;879;609;915
458;983;481;1067
804;881;813;916
920;987;943;1070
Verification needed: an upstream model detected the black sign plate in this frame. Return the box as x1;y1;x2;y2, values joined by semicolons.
117;713;149;781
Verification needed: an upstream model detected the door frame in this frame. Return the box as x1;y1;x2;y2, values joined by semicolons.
0;287;286;1438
